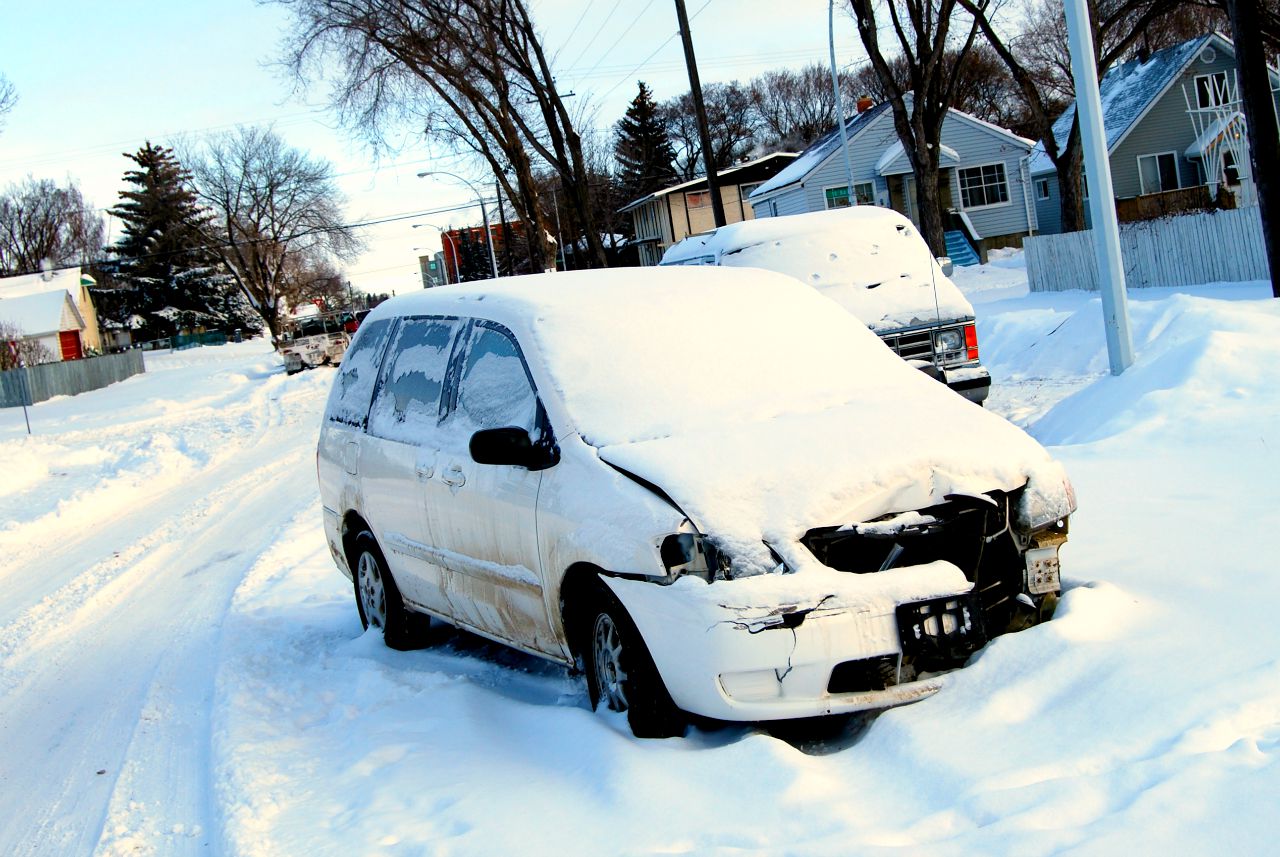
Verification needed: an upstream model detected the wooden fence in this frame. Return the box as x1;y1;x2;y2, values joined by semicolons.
0;349;145;408
1025;205;1268;292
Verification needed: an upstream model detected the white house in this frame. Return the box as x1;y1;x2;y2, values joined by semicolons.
0;290;88;362
0;267;103;353
748;99;1037;264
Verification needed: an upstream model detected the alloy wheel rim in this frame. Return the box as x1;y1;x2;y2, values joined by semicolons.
592;613;628;711
356;551;386;628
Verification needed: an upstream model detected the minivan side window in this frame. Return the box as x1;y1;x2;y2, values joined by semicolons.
324;318;393;428
367;317;458;443
451;325;538;435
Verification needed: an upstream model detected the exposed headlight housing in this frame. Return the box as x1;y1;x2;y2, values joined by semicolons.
935;328;964;353
659;533;729;582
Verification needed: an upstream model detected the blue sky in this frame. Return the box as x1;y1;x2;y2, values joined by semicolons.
1;0;864;294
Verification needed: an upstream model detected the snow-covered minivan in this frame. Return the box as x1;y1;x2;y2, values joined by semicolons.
317;267;1073;737
661;207;991;404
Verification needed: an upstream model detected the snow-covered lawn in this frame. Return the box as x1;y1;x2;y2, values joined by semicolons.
2;257;1278;855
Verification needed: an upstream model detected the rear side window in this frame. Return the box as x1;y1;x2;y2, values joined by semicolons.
452;325;538;434
368;317;459;444
324;318;393;427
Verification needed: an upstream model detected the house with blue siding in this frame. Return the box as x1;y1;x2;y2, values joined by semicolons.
1030;32;1279;234
747;99;1037;264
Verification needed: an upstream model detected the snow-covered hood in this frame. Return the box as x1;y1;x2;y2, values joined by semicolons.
660;207;975;331
595;378;1074;576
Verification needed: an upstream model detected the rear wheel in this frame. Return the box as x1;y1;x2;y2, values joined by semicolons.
350;530;428;650
583;581;686;739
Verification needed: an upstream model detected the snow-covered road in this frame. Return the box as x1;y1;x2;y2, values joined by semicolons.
0;351;333;854
3;259;1279;855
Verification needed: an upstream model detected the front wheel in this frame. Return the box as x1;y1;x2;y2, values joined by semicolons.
584;583;686;739
350;530;428;650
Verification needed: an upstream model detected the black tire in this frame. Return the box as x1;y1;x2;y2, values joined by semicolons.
583;580;686;739
349;530;428;651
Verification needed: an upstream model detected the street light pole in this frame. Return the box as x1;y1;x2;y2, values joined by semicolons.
412;223;458;284
829;0;856;200
417;170;500;280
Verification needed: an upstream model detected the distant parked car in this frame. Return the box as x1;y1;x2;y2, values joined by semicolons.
316;268;1074;737
661;207;991;404
281;310;361;374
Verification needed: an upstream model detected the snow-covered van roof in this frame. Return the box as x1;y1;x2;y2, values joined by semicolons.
659;206;974;332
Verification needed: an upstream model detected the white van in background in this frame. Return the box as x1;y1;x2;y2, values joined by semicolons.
661;207;991;404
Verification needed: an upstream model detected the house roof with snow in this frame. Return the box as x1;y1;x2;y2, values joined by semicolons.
749;99;1032;200
617;152;798;213
0;290;86;337
749;102;893;199
0;267;94;300
1027;33;1248;175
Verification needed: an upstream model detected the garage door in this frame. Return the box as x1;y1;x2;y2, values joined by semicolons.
59;330;83;361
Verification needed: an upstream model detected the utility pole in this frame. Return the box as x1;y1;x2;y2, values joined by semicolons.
1229;0;1280;298
674;0;726;227
829;0;856;199
1064;0;1134;375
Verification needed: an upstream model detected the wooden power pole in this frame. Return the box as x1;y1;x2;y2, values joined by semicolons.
674;0;726;227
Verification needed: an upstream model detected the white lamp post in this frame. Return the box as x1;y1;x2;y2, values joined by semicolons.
417;170;500;280
412;223;458;284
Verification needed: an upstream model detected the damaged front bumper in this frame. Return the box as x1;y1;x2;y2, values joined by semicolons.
602;562;979;722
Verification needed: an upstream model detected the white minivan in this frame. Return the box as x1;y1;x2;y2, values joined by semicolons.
317;267;1073;737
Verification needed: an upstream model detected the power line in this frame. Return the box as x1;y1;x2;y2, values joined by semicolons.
564;1;622;72
576;0;660;82
597;0;716;102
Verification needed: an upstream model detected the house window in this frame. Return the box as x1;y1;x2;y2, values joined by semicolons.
686;191;710;208
738;182;762;199
1195;71;1229;109
1138;152;1180;194
824;186;851;209
854;181;875;205
1035;178;1051;200
958;163;1010;209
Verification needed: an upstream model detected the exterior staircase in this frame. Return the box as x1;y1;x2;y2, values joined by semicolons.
944;230;980;267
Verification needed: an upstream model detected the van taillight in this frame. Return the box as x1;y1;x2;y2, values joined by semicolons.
964;324;979;361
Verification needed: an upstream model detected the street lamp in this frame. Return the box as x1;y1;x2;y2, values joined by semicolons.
412;223;458;284
417;170;500;280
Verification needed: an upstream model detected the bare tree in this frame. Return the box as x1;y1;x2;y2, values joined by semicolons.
185;127;362;345
660;82;759;179
0;176;104;275
751;64;859;151
959;0;1187;232
0;75;16;134
849;0;986;255
274;0;606;269
0;321;56;369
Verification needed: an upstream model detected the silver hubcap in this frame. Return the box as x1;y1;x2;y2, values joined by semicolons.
592;613;629;712
356;551;386;629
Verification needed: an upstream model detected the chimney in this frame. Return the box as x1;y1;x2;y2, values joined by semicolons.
856;96;875;114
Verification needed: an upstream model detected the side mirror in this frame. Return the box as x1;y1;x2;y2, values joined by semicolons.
470;426;558;470
936;256;954;278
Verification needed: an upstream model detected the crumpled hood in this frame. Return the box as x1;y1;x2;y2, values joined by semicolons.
597;378;1074;576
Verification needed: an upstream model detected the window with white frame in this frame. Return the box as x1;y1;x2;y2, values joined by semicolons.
738;182;762;200
1195;71;1229;109
1035;178;1051;200
824;186;851;209
854;181;875;205
958;163;1010;208
1137;152;1180;194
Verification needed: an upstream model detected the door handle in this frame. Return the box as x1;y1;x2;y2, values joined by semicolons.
441;464;466;487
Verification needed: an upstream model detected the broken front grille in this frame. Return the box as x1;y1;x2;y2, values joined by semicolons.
880;329;934;361
802;490;1025;635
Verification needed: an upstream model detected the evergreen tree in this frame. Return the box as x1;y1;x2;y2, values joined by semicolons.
109;142;259;339
614;82;678;204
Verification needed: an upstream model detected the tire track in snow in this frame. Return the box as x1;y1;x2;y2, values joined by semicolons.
0;366;329;856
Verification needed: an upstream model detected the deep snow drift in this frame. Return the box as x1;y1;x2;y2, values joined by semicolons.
1;256;1278;855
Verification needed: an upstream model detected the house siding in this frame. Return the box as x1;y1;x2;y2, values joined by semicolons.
751;109;1033;245
1109;46;1240;198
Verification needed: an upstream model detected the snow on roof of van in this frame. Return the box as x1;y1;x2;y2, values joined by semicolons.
659;207;974;332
